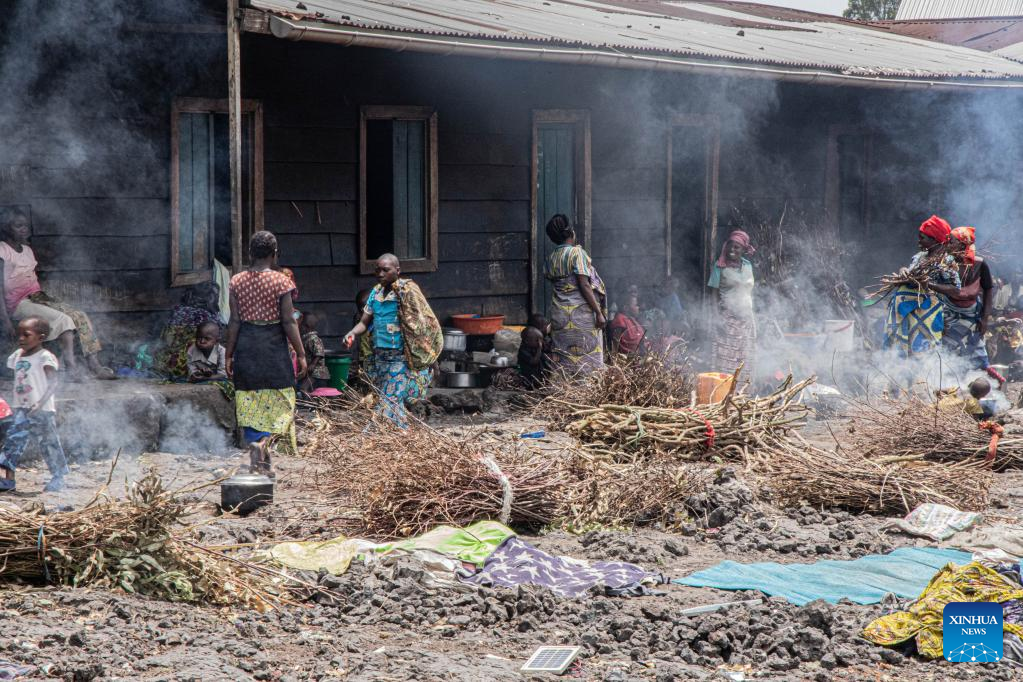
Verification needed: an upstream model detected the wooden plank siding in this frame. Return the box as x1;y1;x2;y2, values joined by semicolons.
6;28;1021;357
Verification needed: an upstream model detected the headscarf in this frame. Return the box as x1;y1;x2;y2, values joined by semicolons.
919;215;952;244
952;226;976;265
716;230;755;268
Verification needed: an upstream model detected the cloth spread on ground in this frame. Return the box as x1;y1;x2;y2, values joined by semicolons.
862;561;1023;659
270;520;516;575
674;547;973;606
458;536;657;598
890;503;983;542
270;537;380;575
944;524;1023;563
0;659;34;680
371;520;516;567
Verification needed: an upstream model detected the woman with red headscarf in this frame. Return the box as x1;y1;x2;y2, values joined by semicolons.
708;230;756;376
883;215;961;355
933;226;994;370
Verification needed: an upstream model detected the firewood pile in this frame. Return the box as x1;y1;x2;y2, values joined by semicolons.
750;432;992;515
539;372;812;462
0;472;285;609
300;403;705;536
839;396;1023;471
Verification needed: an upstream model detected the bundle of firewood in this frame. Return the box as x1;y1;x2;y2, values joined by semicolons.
0;472;281;608
867;252;949;300
300;404;706;536
545;376;812;463
841;396;1023;471
751;433;991;514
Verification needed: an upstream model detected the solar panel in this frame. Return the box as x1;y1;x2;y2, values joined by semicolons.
520;646;582;674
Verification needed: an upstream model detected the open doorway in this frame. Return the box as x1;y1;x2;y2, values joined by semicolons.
666;116;720;300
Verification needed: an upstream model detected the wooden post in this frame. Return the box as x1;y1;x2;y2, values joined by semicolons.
227;0;243;271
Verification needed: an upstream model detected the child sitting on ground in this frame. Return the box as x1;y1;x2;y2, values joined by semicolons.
186;321;226;383
299;311;331;392
0;317;69;492
966;377;994;420
518;313;551;389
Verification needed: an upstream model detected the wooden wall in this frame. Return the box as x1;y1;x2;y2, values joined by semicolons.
3;28;1022;357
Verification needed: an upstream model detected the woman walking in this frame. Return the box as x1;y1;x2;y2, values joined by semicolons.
344;253;442;427
225;231;307;474
544;214;606;377
708;230;756;376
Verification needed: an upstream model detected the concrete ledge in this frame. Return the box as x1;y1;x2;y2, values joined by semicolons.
44;380;236;460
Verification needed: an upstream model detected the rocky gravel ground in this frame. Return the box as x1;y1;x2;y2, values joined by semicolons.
1;412;1021;680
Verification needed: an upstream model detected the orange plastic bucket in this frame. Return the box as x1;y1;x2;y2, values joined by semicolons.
697;372;734;405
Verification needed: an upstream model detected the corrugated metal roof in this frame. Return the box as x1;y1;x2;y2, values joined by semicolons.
896;0;1023;20
246;0;1023;81
996;41;1023;59
877;17;1023;52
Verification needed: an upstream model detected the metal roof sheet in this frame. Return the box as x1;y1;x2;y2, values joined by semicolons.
246;0;1023;81
896;0;1023;20
877;17;1023;52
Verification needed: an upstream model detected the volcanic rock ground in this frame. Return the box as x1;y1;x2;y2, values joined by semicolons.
0;406;1020;681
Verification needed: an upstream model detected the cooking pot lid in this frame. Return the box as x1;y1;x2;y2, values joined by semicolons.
223;473;274;486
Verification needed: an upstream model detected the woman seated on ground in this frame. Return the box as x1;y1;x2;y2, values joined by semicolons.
609;292;646;356
155;281;222;379
0;208;114;379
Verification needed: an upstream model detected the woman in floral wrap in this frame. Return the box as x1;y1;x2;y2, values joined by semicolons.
344;254;442;426
544;214;606;377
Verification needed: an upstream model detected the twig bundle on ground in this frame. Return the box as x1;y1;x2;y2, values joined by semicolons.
307;407;573;535
841;396;1023;470
542;375;812;462
751;434;991;514
542;351;697;411
301;405;706;536
0;472;279;608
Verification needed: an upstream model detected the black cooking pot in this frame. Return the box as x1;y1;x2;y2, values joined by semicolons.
220;473;274;515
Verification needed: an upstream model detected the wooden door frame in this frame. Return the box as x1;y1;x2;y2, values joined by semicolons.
825;124;873;236
358;105;440;274
664;114;720;289
170;97;263;286
530;109;591;315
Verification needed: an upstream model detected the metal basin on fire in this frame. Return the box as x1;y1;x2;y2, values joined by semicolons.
221;473;274;515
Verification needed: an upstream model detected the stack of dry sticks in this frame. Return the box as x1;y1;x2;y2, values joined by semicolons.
543;373;812;463
301;402;706;536
0;472;286;608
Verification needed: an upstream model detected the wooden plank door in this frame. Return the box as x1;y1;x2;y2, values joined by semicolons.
534;124;575;317
531;110;591;317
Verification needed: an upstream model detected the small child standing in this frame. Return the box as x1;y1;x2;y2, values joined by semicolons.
299;312;330;392
186;321;227;382
0;317;69;492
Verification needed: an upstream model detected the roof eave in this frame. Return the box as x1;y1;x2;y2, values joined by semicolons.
263;15;1023;91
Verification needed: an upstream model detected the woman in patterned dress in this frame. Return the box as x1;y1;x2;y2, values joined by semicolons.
707;230;756;376
544;214;607;377
344;253;442;427
225;231;307;474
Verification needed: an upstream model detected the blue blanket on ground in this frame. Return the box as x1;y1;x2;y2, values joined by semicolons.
674;547;973;606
